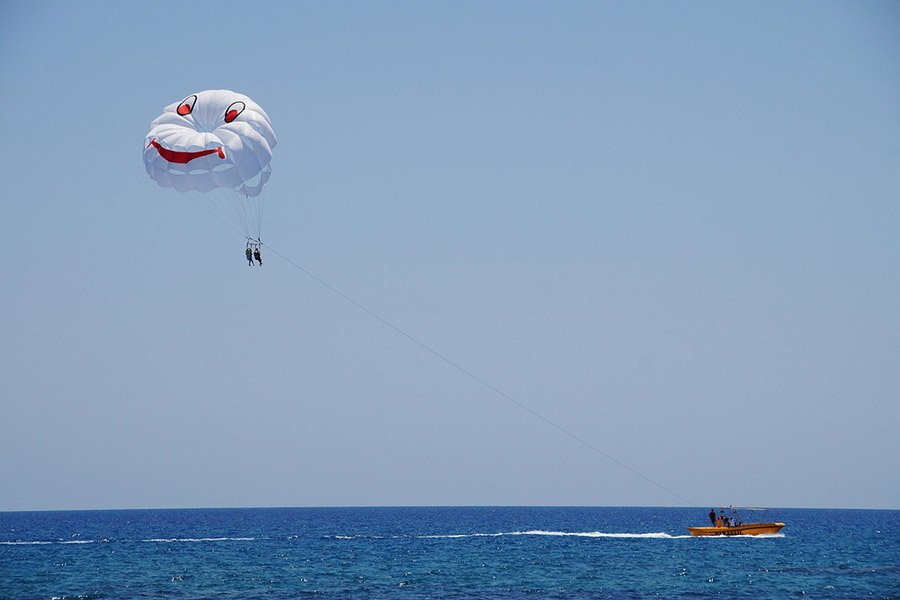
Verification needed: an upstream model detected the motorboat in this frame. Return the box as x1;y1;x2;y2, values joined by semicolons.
688;522;784;536
689;507;784;536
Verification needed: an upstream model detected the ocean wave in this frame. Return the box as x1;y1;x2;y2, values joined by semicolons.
1;539;99;545
2;537;258;545
142;537;256;543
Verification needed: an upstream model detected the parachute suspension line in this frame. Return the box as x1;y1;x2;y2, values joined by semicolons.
255;187;266;241
223;188;251;239
227;187;263;241
192;188;244;236
201;186;258;241
188;194;247;239
186;190;263;247
236;192;252;238
258;240;698;508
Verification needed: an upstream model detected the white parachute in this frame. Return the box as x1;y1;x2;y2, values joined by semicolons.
143;89;277;240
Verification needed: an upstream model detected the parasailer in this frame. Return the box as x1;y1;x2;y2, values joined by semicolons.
245;239;262;266
143;90;277;254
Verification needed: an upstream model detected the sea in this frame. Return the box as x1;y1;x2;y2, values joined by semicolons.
1;506;897;599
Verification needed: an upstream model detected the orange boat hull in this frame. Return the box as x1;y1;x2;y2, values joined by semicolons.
688;522;784;536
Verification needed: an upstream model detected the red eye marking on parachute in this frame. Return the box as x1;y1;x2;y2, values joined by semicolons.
224;101;245;123
148;139;226;164
177;95;197;116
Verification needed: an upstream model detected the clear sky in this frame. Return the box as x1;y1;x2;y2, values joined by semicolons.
1;1;898;511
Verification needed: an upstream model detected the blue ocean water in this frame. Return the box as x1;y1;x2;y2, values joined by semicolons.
1;506;897;599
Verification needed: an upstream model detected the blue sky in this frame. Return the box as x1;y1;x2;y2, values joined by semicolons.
1;1;898;511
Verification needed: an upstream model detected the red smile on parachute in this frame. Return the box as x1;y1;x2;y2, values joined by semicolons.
149;139;226;164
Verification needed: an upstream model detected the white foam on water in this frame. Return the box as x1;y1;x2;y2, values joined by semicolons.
0;540;53;545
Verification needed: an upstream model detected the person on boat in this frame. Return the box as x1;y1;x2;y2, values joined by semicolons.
709;509;716;526
717;511;724;527
245;245;254;266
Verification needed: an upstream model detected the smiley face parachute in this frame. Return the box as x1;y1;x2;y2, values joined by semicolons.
143;89;277;241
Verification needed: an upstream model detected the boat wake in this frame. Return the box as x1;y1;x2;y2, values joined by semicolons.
319;530;694;540
420;530;695;540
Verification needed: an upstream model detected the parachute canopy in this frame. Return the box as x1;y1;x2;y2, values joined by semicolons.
143;90;277;238
144;89;276;196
